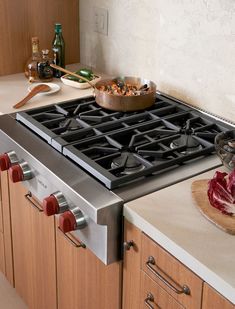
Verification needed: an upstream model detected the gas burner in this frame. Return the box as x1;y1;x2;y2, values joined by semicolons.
111;152;145;175
170;135;203;154
59;118;81;133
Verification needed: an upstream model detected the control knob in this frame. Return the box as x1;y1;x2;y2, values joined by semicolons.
59;208;86;233
42;191;68;216
0;151;18;171
9;161;33;183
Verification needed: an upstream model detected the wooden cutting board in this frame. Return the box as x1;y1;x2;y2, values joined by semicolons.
191;179;235;235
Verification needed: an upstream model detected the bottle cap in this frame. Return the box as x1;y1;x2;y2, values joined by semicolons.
54;23;62;33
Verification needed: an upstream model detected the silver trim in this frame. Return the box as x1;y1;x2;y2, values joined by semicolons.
53;191;69;213
7;150;19;165
19;161;33;181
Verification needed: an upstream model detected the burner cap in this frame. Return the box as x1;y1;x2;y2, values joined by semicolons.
111;152;145;175
170;135;203;154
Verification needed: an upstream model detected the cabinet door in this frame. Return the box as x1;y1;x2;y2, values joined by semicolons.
0;171;13;284
56;223;122;309
122;219;142;309
202;283;234;309
9;181;57;309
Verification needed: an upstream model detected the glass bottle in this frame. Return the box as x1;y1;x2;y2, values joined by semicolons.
37;49;53;82
24;37;41;83
52;23;65;78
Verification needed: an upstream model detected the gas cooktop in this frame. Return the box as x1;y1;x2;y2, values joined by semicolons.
16;93;232;190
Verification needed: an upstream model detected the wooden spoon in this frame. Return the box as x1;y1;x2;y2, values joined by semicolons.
13;84;51;109
50;64;96;89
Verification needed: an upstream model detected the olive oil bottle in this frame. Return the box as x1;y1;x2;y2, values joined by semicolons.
25;37;41;82
52;23;65;78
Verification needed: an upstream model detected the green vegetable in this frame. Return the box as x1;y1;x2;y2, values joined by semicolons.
78;68;93;78
66;68;94;83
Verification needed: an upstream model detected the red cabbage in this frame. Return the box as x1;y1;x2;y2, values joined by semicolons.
207;170;235;216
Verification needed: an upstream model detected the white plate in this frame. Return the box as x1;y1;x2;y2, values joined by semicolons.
61;74;101;89
28;83;61;95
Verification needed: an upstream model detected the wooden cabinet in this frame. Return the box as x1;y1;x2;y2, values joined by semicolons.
202;283;235;309
56;224;122;309
0;171;14;284
122;219;142;309
141;233;203;309
140;271;184;309
0;174;4;273
123;219;204;309
9;180;57;309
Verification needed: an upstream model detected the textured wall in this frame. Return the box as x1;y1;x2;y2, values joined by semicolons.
79;0;235;123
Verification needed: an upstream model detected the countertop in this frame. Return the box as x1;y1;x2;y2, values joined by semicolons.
0;64;95;115
124;168;235;305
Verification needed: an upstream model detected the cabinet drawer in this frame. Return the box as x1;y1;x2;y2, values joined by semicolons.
140;271;184;309
141;233;203;309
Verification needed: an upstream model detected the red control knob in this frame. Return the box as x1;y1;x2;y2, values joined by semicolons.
9;164;24;183
42;195;59;216
59;211;76;233
0;153;11;171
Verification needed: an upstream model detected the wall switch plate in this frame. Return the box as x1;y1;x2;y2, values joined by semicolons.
93;7;108;35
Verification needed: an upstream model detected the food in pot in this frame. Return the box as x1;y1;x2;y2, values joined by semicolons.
207;169;235;216
97;80;150;96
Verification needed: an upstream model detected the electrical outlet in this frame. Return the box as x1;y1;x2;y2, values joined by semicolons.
93;7;108;35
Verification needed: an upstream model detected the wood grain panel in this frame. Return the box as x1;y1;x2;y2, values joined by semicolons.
140;271;184;309
9;181;57;309
0;0;79;76
0;172;14;285
122;219;142;309
56;225;122;309
202;283;234;309
0;232;5;275
141;233;203;309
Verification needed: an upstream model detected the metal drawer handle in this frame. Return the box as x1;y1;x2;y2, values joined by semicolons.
58;227;86;248
146;256;190;295
25;192;43;212
123;240;134;251
144;292;155;309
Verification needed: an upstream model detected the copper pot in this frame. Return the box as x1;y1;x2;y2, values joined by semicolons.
94;76;157;112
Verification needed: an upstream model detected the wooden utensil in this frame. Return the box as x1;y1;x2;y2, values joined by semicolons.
50;64;95;88
13;84;51;109
191;179;235;235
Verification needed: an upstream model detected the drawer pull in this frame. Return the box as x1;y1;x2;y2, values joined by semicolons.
146;256;190;295
25;192;43;212
123;240;134;251
144;292;155;309
58;227;86;248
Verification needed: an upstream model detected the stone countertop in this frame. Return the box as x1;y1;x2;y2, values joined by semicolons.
0;64;97;115
124;168;235;305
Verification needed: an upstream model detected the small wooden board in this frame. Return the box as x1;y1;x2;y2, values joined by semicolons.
191;179;235;235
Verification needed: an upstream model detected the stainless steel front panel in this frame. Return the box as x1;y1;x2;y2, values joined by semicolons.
0;114;123;264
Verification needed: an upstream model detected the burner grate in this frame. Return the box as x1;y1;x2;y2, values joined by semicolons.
16;93;233;189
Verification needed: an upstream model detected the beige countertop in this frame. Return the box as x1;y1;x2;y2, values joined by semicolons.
0;64;96;115
124;168;235;305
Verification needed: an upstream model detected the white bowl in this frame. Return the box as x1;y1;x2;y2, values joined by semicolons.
61;74;101;89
